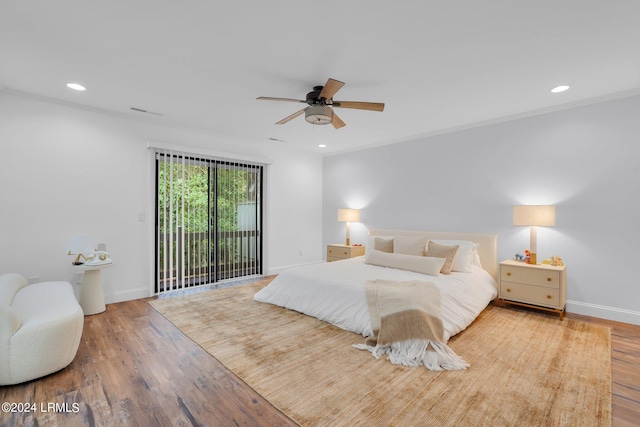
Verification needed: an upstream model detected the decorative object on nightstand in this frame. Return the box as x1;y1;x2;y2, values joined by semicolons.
499;259;567;320
337;208;360;246
85;242;113;266
66;236;94;265
512;205;556;265
327;244;365;262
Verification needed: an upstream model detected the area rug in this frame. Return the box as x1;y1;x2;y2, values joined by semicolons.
149;282;612;426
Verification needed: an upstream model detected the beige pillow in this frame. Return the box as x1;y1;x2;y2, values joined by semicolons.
425;241;459;275
393;235;428;256
431;239;476;272
365;250;445;277
373;237;393;253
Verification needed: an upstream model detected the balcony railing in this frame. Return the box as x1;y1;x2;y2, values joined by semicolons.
157;228;260;293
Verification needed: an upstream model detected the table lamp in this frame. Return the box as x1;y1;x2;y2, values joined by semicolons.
513;205;556;265
337;208;360;246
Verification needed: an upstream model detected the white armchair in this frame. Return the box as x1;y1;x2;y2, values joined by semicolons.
0;273;84;385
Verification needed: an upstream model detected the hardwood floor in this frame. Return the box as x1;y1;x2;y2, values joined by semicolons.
2;277;639;427
1;277;296;427
565;311;640;427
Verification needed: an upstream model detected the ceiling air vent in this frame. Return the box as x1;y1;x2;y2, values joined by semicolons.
130;107;163;116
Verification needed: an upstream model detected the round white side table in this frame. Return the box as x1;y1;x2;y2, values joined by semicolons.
72;263;112;315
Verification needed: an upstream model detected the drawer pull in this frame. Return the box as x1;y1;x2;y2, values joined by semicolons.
343;251;348;255
547;277;552;282
506;288;511;292
328;249;333;254
547;295;552;299
506;272;511;276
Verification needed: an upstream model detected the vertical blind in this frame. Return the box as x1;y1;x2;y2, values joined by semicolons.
155;151;263;294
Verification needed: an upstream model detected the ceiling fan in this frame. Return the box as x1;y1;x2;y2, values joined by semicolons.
257;78;384;129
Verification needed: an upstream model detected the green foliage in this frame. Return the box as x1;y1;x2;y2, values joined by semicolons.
157;162;258;233
156;158;261;283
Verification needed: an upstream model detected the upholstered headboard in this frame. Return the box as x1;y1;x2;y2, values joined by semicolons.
368;229;498;280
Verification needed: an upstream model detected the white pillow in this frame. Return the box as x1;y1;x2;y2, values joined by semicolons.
365;249;445;277
393;235;428;256
472;245;482;267
430;240;478;273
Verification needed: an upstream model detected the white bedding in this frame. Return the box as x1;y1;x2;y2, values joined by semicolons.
254;257;498;341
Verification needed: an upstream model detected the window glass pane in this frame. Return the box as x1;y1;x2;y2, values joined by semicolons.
155;153;262;293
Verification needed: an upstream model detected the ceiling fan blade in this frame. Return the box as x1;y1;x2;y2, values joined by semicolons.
276;107;307;125
318;78;345;100
257;97;306;103
332;101;385;112
332;111;346;129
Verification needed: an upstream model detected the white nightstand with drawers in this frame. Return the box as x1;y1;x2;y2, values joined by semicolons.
499;259;567;320
326;244;365;262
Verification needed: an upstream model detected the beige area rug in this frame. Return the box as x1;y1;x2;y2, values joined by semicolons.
149;282;611;427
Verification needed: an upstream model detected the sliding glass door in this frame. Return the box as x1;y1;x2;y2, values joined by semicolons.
155;152;262;293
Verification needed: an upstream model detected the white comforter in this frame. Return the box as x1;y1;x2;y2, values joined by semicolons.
254;257;498;341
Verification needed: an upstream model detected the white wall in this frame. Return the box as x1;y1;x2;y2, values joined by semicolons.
323;95;640;325
0;91;323;303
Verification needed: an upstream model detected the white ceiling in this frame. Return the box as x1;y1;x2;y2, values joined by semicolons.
1;1;639;154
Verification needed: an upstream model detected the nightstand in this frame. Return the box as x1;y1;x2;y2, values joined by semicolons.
72;263;112;315
327;244;365;262
499;260;567;320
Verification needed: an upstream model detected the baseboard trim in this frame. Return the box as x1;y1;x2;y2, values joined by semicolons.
105;287;150;305
268;260;323;276
567;300;640;326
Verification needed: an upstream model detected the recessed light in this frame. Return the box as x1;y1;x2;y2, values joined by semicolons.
66;83;86;91
318;144;327;148
550;85;570;93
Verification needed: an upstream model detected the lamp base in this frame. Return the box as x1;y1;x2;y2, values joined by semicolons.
529;252;537;265
345;238;351;246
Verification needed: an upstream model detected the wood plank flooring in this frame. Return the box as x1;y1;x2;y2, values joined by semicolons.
565;311;640;427
2;277;639;427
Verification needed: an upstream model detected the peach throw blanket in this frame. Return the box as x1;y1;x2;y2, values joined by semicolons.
354;279;469;371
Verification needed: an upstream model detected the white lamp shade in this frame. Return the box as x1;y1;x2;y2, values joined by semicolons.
337;208;360;222
512;205;556;227
66;236;94;255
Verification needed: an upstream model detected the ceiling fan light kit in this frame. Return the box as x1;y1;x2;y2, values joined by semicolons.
305;105;333;125
257;78;384;129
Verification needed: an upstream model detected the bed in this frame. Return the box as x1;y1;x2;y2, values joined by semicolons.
254;229;498;344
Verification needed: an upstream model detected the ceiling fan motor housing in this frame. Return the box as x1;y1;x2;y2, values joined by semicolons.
306;87;325;105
